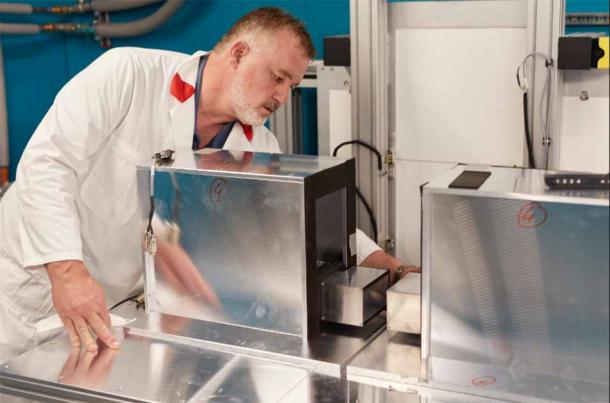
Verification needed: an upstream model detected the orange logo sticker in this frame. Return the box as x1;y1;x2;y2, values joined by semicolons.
471;375;496;387
517;202;548;228
209;178;228;204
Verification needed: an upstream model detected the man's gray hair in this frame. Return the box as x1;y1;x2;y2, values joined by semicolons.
214;7;316;59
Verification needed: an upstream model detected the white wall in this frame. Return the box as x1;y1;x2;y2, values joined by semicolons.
394;27;527;166
388;1;530;265
555;70;609;173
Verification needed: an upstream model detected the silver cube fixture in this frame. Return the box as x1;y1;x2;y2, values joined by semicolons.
387;273;420;334
321;265;389;327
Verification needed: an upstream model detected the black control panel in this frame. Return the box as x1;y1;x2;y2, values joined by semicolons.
544;173;609;190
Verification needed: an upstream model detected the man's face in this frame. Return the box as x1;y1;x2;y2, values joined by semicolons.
230;29;310;126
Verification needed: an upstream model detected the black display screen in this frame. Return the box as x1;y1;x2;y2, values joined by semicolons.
449;170;491;189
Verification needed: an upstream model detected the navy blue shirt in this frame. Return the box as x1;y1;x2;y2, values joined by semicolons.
192;55;235;150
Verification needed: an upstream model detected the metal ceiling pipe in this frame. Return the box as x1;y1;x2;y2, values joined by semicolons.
1;1;162;15
0;23;40;35
93;0;183;38
90;0;162;13
0;3;33;14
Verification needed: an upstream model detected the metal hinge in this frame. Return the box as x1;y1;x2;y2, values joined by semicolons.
381;150;394;177
384;237;395;252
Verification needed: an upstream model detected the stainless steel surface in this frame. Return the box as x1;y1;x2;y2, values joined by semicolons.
137;149;358;339
426;165;610;206
128;311;386;377
387;273;421;334
350;382;510;403
321;266;389;326
347;330;421;386
0;303;554;403
422;165;610;402
154;148;350;181
348;330;591;402
0;329;322;402
0;328;513;403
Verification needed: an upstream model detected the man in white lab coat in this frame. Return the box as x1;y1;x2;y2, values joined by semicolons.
0;8;417;361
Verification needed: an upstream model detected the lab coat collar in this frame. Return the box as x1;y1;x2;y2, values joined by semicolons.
167;50;257;153
168;50;207;153
224;122;256;152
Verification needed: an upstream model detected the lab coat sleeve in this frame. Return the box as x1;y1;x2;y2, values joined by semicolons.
355;228;381;265
16;48;135;268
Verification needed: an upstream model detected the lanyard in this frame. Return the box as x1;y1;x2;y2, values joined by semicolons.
192;55;208;150
143;149;175;256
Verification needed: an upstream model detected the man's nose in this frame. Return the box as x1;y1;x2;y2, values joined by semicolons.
275;83;291;106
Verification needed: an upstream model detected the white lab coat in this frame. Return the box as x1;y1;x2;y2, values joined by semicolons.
0;47;380;359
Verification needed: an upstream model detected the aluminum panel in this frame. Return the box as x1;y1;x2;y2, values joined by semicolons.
149;168;305;336
422;165;610;402
128;311;386;378
0;330;315;403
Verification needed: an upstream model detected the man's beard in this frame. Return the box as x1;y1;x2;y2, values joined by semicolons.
230;74;267;126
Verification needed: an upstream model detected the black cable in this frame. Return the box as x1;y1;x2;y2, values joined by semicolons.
516;70;523;89
355;187;378;243
523;92;536;169
109;295;139;311
332;140;383;170
332;139;383;243
516;52;552;169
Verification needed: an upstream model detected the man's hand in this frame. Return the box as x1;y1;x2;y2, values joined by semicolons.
360;250;421;284
46;260;120;352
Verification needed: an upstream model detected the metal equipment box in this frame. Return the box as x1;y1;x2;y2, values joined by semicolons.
421;165;609;402
137;149;358;339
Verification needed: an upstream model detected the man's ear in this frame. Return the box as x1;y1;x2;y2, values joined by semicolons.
229;41;249;69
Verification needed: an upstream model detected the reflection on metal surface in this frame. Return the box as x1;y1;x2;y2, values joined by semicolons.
321;266;389;326
0;329;322;402
0;329;518;403
128;311;386;377
137;149;361;339
347;331;421;385
143;162;306;336
3;303;593;402
422;165;610;402
350;381;511;403
387;273;421;334
167;149;350;180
